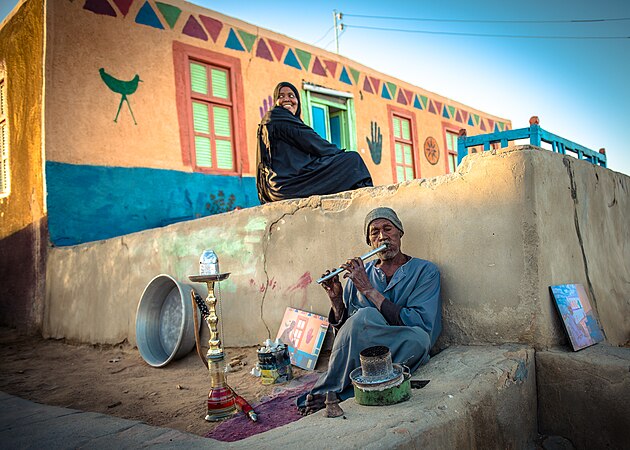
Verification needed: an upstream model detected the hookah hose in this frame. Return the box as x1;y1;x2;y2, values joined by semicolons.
190;290;258;422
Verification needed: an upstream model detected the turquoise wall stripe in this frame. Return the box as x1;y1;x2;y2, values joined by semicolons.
46;162;259;246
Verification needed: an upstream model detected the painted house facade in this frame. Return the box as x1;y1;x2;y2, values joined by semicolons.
0;0;510;330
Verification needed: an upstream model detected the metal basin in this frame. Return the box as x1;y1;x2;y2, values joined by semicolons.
136;274;198;367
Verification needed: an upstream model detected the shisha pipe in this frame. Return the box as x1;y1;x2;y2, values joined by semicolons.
191;291;258;422
316;243;389;284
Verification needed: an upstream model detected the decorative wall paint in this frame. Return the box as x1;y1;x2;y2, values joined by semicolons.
311;57;327;77
113;0;134;17
155;2;181;29
46;162;259;246
259;95;273;118
283;49;301;69
99;68;141;124
366;121;383;164
76;0;507;132
339;66;352;85
199;15;223;43
135;1;164;29
84;0;116;17
268;39;285;61
182;15;206;40
225;28;245;51
255;39;273;61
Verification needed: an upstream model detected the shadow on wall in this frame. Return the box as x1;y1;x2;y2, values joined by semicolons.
45;162;259;246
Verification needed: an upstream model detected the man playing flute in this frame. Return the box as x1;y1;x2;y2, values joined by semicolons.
298;207;442;415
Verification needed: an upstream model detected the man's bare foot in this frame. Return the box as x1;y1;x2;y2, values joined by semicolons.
298;393;325;415
323;392;344;418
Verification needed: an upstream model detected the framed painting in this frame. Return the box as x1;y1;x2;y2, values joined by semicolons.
275;307;329;370
549;283;604;351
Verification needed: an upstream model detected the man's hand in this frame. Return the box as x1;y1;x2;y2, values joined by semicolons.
320;270;344;322
342;257;386;309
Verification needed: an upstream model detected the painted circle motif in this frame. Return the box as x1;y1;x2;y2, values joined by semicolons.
424;137;439;165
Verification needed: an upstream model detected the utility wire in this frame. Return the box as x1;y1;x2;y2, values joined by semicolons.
312;25;334;45
343;24;630;40
343;13;630;24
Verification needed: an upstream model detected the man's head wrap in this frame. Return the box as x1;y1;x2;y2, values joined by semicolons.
364;207;404;245
273;81;301;118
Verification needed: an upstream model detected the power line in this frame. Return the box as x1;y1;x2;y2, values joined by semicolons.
343;13;630;25
343;24;630;40
312;25;334;45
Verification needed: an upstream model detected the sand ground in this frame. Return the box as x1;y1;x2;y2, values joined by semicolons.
0;327;320;437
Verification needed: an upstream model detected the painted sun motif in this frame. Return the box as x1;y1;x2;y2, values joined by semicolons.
424;136;439;165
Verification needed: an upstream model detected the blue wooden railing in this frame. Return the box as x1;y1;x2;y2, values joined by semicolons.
457;117;607;168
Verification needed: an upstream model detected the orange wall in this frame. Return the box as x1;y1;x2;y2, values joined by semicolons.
45;0;510;186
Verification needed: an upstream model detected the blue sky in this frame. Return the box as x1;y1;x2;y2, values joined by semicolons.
2;0;628;175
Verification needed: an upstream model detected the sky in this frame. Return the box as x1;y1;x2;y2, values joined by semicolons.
1;0;629;175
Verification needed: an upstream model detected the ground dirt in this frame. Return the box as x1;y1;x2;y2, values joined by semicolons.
0;327;321;437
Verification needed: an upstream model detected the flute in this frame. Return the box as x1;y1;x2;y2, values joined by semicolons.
316;244;388;284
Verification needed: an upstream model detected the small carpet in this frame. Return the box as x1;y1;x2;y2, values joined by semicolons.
206;373;320;442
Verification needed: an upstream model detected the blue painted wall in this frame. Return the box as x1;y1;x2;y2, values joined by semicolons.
46;162;259;246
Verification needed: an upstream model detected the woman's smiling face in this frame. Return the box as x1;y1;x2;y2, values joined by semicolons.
276;86;298;115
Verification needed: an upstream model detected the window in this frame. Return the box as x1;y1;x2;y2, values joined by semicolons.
173;42;248;174
388;106;419;183
189;61;234;170
301;82;356;151
443;124;459;174
0;77;9;198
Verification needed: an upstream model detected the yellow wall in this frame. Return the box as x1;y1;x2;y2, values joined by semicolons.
45;0;509;186
0;0;45;240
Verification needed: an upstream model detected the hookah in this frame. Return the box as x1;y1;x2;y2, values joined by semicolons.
189;249;257;422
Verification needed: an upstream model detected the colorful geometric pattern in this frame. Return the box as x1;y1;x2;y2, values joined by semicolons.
156;2;181;29
323;60;338;78
268;40;286;61
339;67;352;85
255;39;273;61
225;28;245;51
295;49;312;71
182;15;207;40
79;0;507;132
284;49;302;70
112;0;133;16
199;15;223;43
135;1;163;29
311;57;327;77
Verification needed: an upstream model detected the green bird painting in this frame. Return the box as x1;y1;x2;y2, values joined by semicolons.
99;68;142;125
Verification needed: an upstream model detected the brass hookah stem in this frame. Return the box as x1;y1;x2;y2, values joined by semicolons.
204;280;222;357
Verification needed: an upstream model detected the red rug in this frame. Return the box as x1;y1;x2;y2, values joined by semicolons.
206;373;319;442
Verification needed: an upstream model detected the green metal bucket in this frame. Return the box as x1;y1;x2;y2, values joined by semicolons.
351;364;411;406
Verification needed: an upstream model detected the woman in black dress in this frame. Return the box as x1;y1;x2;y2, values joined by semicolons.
256;81;373;203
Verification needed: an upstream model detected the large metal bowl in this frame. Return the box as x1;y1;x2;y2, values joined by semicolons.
136;274;198;367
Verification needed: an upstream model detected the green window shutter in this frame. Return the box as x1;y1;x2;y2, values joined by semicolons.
211;69;228;99
213;106;231;137
393;117;401;138
401;119;410;140
195;136;212;167
190;63;208;95
449;155;456;173
216;140;233;169
192;102;210;133
405;167;414;181
403;144;412;166
396;166;404;182
395;143;403;164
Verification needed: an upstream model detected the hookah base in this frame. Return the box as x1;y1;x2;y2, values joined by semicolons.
205;386;237;422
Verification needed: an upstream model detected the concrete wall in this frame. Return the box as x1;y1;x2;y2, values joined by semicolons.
0;0;47;332
44;146;629;348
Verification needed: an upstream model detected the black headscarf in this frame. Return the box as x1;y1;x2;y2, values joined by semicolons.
272;81;301;118
256;82;303;203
